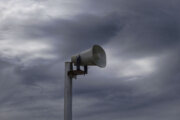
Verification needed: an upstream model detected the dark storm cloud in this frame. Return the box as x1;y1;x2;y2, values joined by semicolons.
0;0;180;120
15;61;61;85
23;13;121;56
93;0;180;59
0;59;64;119
109;16;180;58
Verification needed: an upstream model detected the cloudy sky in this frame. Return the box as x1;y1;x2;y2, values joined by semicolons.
0;0;180;120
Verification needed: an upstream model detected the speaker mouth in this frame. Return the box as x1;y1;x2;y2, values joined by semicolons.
92;45;106;68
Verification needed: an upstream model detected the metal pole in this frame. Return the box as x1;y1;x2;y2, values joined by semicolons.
64;62;72;120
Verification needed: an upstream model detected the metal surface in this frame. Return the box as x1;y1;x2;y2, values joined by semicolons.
68;70;85;76
71;45;106;67
64;62;73;120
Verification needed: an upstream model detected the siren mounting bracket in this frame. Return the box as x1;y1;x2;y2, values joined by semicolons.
68;56;88;79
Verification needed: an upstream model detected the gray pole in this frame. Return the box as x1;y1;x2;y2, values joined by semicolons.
64;62;72;120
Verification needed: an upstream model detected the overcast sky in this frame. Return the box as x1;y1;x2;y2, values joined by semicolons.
0;0;180;120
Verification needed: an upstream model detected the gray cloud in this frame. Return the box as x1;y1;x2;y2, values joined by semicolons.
21;13;122;58
0;0;180;120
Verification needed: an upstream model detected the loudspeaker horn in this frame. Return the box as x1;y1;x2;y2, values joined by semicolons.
71;45;106;68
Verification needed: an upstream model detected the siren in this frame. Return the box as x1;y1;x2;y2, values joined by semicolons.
71;45;106;68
